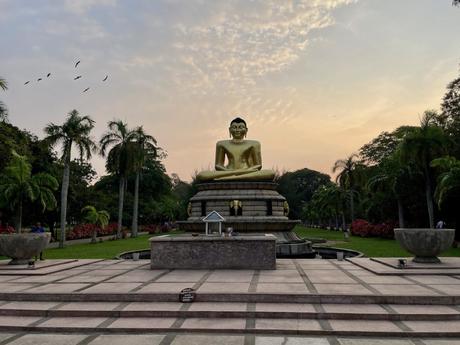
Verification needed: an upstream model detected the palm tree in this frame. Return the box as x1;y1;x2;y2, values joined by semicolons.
0;151;58;232
44;110;96;248
332;154;363;224
99;120;136;239
367;153;410;228
431;156;460;207
399;112;449;228
81;205;110;243
0;76;8;122
130;127;160;237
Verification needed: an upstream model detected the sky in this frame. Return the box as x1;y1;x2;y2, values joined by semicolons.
1;0;459;181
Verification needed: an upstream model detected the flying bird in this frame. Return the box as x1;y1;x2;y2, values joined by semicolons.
75;60;80;68
37;78;42;82
74;76;82;80
46;73;51;77
24;81;30;85
83;87;90;93
102;75;108;82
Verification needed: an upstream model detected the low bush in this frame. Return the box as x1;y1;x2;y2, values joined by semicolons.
67;222;118;240
350;219;395;239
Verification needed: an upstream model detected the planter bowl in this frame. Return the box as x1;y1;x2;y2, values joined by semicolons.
394;228;455;263
0;233;51;265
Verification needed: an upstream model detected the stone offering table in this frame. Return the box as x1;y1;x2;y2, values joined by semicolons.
150;234;276;270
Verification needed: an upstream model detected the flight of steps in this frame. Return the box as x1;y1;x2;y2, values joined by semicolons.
0;292;459;338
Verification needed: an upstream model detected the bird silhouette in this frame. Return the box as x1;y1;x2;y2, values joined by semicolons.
47;73;51;77
74;76;82;80
75;60;80;68
37;78;42;82
24;81;30;85
102;75;108;82
83;87;90;92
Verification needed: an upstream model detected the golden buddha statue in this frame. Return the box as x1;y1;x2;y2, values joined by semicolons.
196;117;275;182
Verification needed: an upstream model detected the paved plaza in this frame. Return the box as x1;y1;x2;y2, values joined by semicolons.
0;258;457;344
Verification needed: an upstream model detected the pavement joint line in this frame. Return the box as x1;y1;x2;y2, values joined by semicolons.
393;320;413;332
0;333;27;345
27;316;52;327
243;334;255;345
327;336;340;345
49;301;71;310
329;260;382;295
76;334;101;345
158;334;176;345
128;269;174;292
410;339;428;345
293;260;318;293
402;276;450;296
192;269;214;291
314;303;333;331
113;301;131;311
249;270;260;293
97;317;117;328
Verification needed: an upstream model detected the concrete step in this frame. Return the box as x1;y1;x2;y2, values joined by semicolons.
1;292;460;304
0;301;458;321
0;316;459;338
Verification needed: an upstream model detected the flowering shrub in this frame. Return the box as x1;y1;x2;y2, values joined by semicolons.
350;219;395;239
0;225;15;234
67;222;118;240
140;223;174;234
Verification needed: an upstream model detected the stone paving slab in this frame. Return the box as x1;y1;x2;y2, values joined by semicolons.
348;257;460;275
0;259;104;275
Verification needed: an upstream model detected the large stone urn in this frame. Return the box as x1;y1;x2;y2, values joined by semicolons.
0;233;51;265
394;228;455;263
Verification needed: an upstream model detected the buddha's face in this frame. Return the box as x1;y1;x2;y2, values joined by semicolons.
229;122;247;140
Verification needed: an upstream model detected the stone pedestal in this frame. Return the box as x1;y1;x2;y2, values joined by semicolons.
150;234;276;269
177;181;300;232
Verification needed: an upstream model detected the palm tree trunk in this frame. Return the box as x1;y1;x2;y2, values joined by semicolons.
59;159;70;248
117;176;125;239
17;198;23;234
397;197;405;228
423;163;435;228
131;171;140;238
341;212;346;231
350;190;355;222
335;211;339;230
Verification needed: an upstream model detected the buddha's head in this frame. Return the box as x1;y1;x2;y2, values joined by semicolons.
229;117;247;139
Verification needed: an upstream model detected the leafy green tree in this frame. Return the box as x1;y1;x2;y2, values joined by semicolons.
100;120;136;238
332;154;364;223
276;168;331;220
81;205;110;243
130;127;160;237
0;77;8;122
399;111;449;228
0;152;58;232
431;156;460;207
44;110;96;248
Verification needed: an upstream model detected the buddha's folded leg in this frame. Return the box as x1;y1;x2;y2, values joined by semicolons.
215;170;275;181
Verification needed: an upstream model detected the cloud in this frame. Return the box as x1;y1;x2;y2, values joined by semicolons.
64;0;117;14
169;0;356;94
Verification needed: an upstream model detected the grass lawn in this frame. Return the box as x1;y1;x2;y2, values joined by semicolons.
294;225;460;258
43;232;183;259
40;227;460;259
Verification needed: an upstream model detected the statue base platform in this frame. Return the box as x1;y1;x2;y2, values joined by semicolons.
177;181;313;257
150;234;276;270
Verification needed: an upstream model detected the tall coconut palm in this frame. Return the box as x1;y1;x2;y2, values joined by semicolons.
332;154;362;224
130;127;160;237
0;76;8;122
99;120;136;239
0;151;58;232
44;110;96;248
367;153;410;228
81;205;110;243
400;112;449;228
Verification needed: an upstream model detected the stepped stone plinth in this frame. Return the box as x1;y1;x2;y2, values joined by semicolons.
178;181;300;232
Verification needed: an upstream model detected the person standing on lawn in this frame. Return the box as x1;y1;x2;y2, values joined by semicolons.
31;222;45;260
